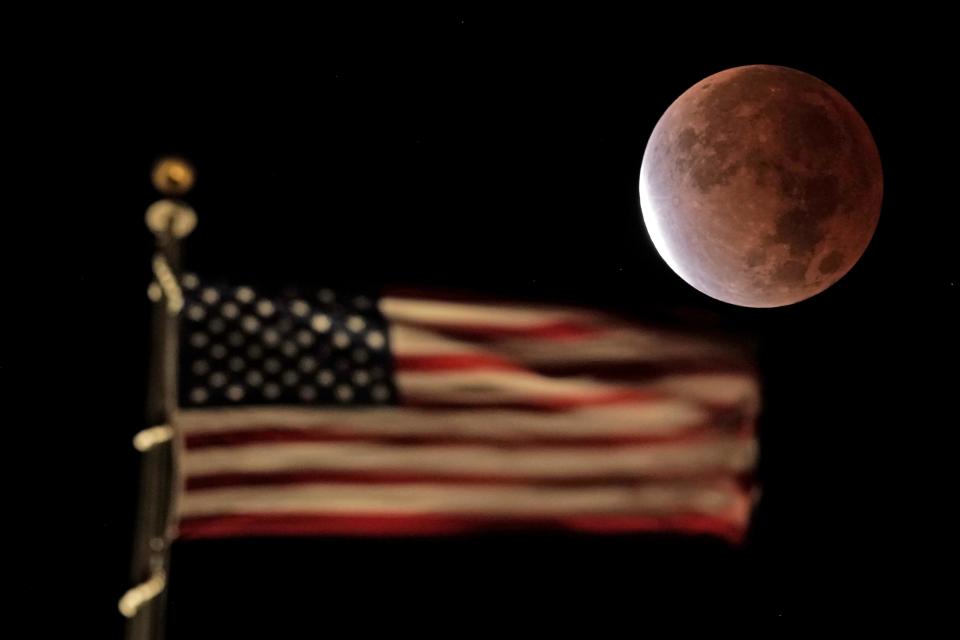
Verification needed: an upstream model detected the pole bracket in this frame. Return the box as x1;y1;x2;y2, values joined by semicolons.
133;425;175;452
118;569;167;619
151;254;184;314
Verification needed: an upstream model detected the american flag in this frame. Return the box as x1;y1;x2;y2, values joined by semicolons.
173;275;760;542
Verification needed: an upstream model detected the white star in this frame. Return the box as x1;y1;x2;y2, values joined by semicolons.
366;331;386;350
311;313;332;333
235;287;255;304
335;384;354;402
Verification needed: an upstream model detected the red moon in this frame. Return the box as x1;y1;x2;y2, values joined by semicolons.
639;65;882;307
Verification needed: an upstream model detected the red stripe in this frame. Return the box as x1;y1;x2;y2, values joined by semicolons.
184;423;750;450
401;388;665;411
394;355;757;380
394;354;523;372
186;469;755;491
177;512;747;543
416;320;603;340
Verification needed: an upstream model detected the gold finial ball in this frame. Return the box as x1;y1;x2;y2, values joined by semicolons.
146;199;197;238
151;156;196;196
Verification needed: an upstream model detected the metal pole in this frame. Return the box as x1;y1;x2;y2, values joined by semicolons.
121;159;196;640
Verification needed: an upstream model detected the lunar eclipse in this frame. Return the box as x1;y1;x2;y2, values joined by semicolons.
639;65;883;307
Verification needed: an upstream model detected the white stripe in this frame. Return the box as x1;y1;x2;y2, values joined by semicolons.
494;329;745;366
390;324;487;356
178;402;712;439
380;297;602;329
651;374;761;407
395;369;639;405
183;437;756;478
389;322;748;367
180;480;746;518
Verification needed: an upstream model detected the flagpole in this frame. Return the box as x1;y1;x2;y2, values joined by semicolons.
120;159;196;640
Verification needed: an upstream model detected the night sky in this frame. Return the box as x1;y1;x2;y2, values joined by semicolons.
25;12;956;634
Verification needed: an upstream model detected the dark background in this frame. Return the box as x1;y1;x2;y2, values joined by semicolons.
23;12;956;634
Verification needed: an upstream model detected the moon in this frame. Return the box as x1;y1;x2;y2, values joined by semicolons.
639;65;882;307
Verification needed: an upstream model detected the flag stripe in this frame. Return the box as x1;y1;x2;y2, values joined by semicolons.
387;321;745;366
397;385;662;410
394;369;758;409
379;297;606;334
183;422;748;450
186;470;753;491
179;479;747;518
387;325;758;407
182;437;756;479
177;512;748;542
490;332;746;367
176;403;716;439
394;353;525;372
